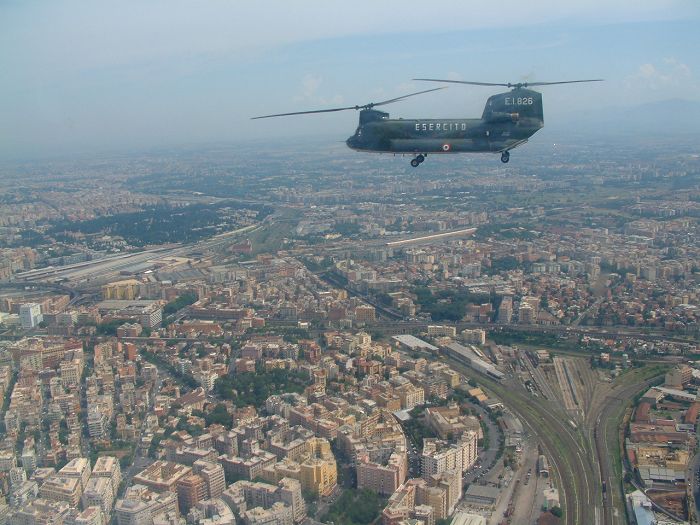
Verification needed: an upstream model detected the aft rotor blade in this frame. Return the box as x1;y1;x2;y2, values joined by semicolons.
371;86;447;107
524;79;604;86
251;86;446;120
413;79;510;87
414;78;604;88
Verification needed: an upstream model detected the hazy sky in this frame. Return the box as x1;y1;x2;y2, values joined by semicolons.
1;0;699;160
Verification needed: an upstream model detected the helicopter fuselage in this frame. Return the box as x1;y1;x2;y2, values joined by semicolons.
346;88;544;159
346;115;542;154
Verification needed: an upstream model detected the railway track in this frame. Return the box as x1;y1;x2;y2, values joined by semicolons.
444;355;599;525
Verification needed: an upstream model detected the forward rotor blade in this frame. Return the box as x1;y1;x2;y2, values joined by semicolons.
251;87;446;120
251;106;360;119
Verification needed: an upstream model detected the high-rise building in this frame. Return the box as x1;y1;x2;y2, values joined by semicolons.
430;469;461;516
176;474;207;513
497;297;512;324
518;303;534;324
357;451;406;496
59;458;91;490
421;436;477;479
81;476;114;515
354;305;376;324
299;439;337;497
87;409;107;438
91;456;122;499
9;467;27;486
192;460;226;500
275;478;306;523
19;304;42;330
413;479;448;521
21;447;37;472
0;451;17;472
395;383;424;410
59;359;82;387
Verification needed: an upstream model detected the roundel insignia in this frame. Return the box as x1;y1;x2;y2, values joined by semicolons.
442;144;451;152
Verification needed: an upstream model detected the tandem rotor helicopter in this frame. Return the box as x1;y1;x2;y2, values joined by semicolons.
252;78;603;166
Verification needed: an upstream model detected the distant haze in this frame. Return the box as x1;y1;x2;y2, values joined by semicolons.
1;0;699;161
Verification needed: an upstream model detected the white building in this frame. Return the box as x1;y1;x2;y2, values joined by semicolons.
421;434;477;479
87;410;107;438
19;304;42;329
82;476;115;515
91;456;122;499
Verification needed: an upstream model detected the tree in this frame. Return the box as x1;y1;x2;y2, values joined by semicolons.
214;369;310;407
96;319;123;336
322;488;383;525
163;292;198;315
205;404;232;428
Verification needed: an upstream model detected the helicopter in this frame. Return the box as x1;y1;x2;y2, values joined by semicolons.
252;78;603;166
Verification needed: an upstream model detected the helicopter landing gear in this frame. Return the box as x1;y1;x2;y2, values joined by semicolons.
411;154;426;167
500;151;510;163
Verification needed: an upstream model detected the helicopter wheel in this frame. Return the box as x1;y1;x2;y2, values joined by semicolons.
416;154;425;163
501;151;510;163
410;159;420;168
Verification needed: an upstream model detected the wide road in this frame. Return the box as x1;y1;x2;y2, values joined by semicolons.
443;355;601;525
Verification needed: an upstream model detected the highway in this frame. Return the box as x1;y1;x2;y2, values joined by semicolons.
12;223;263;287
